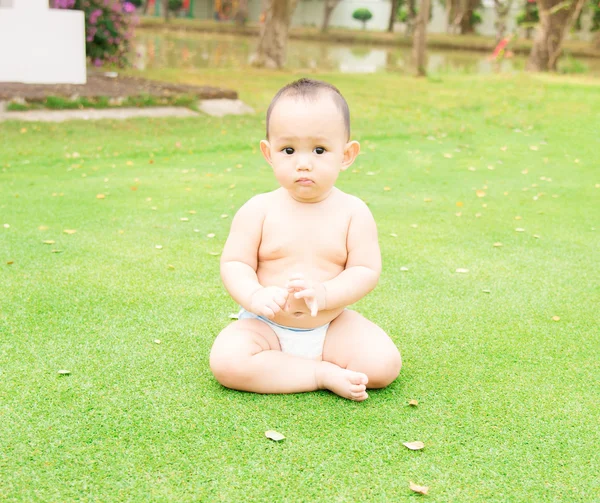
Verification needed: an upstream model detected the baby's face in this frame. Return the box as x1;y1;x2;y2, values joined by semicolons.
260;93;359;203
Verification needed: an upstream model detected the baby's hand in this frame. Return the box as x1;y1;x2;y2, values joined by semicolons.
250;286;289;320
286;273;327;317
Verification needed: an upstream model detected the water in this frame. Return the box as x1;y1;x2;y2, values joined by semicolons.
132;30;599;76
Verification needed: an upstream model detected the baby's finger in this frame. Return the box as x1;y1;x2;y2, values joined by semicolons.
286;279;306;290
268;301;281;314
261;307;275;319
294;289;314;300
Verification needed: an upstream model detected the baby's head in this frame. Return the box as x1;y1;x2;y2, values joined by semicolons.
260;78;360;203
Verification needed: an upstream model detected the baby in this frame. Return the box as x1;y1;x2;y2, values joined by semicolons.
209;78;401;401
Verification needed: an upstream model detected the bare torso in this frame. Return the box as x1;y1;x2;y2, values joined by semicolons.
257;187;353;329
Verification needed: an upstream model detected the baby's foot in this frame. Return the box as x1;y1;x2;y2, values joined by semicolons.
316;362;369;401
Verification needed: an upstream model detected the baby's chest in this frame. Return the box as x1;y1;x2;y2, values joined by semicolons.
259;212;350;264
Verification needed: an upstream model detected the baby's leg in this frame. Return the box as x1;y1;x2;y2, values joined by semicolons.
209;318;369;400
322;310;402;391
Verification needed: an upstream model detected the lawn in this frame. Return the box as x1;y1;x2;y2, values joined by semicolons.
1;71;599;502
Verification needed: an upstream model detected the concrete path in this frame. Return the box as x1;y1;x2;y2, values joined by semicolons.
0;99;254;122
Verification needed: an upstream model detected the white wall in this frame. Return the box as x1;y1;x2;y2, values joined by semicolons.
0;0;87;84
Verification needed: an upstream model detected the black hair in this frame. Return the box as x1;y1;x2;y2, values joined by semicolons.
265;78;350;140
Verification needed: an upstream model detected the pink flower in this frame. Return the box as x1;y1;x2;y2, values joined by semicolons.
90;8;102;24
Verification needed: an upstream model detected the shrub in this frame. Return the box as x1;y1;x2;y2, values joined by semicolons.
52;0;138;68
168;0;183;12
352;8;373;29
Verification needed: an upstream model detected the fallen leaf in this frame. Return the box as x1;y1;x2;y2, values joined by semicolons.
443;153;453;158
220;214;229;219
207;233;215;238
63;229;76;235
493;242;503;247
189;210;197;214
38;225;48;231
487;166;495;170
20;127;27;134
96;194;106;199
552;316;560;321
154;339;161;344
533;234;540;239
57;370;71;375
409;482;429;495
408;399;418;406
515;216;522;220
7;261;14;265
384;187;391;191
476;190;486;198
482;289;491;293
180;217;189;222
400;267;409;272
424;198;432;202
521;169;528;174
390;233;398;237
410;224;418;228
455;212;462;217
403;441;425;451
515;228;525;232
126;161;134;166
468;166;476;171
228;313;239;320
265;430;285;441
43;240;55;245
456;201;463;207
456;268;469;273
530;145;539;151
208;251;220;256
130;186;138;191
168;265;175;270
500;146;507;151
51;250;62;253
155;245;163;250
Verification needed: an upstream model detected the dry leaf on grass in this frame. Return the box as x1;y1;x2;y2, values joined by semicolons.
43;240;55;245
265;430;285;441
96;194;106;199
493;242;503;247
552;316;560;321
476;190;486;198
63;229;76;235
57;370;71;375
409;481;429;495
456;268;469;274
408;399;419;406
403;441;425;450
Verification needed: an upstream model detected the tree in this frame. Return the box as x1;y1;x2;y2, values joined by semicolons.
235;0;249;26
251;0;299;69
413;0;431;76
388;0;401;32
321;0;342;32
352;8;373;29
445;0;481;33
494;0;515;42
526;0;587;71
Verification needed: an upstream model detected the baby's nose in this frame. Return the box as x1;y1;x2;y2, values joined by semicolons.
296;154;313;170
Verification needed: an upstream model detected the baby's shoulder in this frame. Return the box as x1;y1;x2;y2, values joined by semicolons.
334;189;370;214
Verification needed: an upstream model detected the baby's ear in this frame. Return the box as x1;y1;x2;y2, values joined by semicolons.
341;141;360;171
260;140;273;166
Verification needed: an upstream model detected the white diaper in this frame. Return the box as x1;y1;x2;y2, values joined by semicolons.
236;308;329;359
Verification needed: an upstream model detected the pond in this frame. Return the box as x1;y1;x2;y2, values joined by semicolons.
132;30;600;77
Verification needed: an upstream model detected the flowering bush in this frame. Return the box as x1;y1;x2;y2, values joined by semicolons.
52;0;138;67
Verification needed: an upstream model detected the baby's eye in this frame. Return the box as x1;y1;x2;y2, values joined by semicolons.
283;147;294;155
314;147;326;155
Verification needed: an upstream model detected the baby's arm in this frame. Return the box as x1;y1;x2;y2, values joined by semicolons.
220;196;265;311
322;198;381;310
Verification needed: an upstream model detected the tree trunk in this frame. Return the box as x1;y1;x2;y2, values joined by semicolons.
162;0;170;21
251;0;298;69
594;32;600;50
321;0;341;33
413;0;430;76
447;0;479;34
388;0;400;32
143;0;150;15
235;0;249;26
406;0;417;36
526;0;586;71
493;0;513;43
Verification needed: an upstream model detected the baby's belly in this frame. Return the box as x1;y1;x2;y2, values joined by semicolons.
257;262;345;329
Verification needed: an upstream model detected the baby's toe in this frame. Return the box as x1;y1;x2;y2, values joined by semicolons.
349;384;366;393
348;372;369;386
351;390;369;401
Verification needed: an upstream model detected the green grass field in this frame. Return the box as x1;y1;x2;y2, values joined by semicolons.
1;72;599;502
